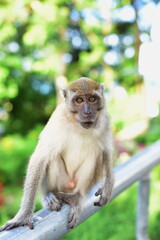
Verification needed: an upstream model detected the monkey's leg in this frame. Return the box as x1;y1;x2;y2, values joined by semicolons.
94;151;114;207
57;192;82;229
0;153;46;231
44;192;62;211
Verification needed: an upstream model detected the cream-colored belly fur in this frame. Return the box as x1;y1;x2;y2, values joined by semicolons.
63;132;100;179
63;131;103;194
46;130;103;194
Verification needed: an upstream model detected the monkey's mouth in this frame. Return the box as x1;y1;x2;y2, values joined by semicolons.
80;121;94;129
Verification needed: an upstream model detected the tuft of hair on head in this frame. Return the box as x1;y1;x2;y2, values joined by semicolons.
67;77;102;94
60;77;105;100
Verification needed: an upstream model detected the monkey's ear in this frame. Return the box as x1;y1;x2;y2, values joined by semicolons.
100;83;105;94
60;88;67;100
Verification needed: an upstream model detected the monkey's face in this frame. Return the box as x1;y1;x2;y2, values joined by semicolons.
62;77;105;129
70;93;103;129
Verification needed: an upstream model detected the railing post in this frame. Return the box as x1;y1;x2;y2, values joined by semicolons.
136;173;150;240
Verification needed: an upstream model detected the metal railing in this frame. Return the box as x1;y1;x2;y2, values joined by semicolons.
0;140;160;240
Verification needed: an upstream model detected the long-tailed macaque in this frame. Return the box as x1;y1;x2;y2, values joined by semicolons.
0;77;114;230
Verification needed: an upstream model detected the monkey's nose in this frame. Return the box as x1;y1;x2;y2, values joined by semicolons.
83;103;92;116
84;110;91;115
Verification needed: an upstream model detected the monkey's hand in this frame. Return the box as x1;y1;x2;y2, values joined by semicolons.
94;186;112;207
0;216;34;232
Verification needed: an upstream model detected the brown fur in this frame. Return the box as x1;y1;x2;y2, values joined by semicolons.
67;77;100;94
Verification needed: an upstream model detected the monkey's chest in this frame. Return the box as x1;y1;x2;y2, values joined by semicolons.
62;134;101;179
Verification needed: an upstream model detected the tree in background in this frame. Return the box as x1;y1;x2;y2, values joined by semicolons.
0;0;158;135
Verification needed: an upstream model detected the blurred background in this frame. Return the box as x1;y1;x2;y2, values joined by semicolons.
0;0;160;239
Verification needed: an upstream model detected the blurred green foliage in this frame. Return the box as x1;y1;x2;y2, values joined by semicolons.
0;125;43;185
0;0;143;134
136;115;160;145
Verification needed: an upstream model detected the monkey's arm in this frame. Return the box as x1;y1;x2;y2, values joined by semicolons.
94;151;114;207
0;148;46;231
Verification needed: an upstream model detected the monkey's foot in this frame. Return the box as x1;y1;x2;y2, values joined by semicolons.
45;193;62;211
0;219;34;232
57;192;81;229
94;187;110;207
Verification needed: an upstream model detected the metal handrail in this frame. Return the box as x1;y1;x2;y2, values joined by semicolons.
0;140;160;240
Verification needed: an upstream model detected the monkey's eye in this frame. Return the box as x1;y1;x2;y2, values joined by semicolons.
89;96;96;102
76;97;83;103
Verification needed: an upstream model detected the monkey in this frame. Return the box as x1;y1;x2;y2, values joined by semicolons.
0;77;114;231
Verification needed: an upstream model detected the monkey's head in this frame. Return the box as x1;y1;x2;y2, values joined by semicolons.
61;77;105;129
